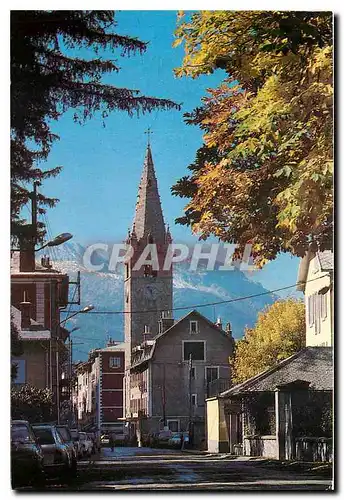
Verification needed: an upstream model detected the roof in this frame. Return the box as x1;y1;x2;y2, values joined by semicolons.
11;251;62;276
131;145;166;242
219;347;333;397
297;250;333;292
11;305;50;339
317;250;334;271
19;330;51;340
131;309;233;369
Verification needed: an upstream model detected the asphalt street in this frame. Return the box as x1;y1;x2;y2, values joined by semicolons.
72;447;333;491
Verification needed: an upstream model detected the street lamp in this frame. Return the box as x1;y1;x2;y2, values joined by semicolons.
57;306;94;423
60;305;95;325
36;233;73;252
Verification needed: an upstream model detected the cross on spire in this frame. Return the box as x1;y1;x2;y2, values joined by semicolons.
145;127;153;146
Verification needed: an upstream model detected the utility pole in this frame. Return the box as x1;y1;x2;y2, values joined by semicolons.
188;354;193;446
56;336;60;424
162;364;166;428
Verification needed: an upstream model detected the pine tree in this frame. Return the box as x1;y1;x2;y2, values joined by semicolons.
11;10;180;232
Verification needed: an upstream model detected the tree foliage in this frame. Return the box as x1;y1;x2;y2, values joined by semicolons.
230;298;306;383
11;10;180;232
172;11;333;266
11;384;54;423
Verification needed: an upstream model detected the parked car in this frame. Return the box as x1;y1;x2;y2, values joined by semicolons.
32;424;74;482
56;425;77;471
168;432;190;448
78;432;93;457
11;420;45;488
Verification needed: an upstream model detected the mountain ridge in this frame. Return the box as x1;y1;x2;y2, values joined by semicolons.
42;242;277;361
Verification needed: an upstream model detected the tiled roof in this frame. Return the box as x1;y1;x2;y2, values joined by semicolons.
220;347;333;397
132;145;166;242
318;250;334;271
130;310;233;370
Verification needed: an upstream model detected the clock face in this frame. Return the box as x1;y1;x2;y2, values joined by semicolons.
131;278;172;307
145;284;160;301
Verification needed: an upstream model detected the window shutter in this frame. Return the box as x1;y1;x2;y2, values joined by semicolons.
321;293;327;320
308;295;315;326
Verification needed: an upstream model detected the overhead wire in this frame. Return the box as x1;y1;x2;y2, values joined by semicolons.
61;273;331;316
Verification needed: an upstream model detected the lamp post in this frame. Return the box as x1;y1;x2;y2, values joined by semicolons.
36;232;73;252
56;305;94;424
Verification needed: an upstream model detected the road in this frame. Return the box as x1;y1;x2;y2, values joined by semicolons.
70;447;333;491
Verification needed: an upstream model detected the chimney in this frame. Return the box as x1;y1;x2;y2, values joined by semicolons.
20;295;32;329
143;325;152;342
19;235;35;272
225;322;232;337
158;311;174;334
215;317;223;330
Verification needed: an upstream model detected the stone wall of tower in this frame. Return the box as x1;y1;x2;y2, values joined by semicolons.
124;145;173;358
124;236;173;351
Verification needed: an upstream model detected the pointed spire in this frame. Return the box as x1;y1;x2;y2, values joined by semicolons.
132;145;166;242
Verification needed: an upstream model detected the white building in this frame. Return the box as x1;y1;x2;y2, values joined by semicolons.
297;249;334;347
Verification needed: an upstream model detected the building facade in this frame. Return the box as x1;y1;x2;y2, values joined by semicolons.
11;249;70;413
74;342;126;436
297;249;334;347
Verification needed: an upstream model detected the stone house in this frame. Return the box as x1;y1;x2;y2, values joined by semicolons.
207;347;333;461
128;309;234;446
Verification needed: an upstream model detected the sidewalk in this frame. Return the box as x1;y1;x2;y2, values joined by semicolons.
181;450;333;477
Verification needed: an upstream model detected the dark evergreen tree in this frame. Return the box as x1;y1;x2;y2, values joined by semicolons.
11;10;179;232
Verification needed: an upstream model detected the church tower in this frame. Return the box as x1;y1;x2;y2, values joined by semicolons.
124;144;173;353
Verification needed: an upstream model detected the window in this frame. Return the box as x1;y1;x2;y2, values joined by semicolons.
109;357;121;369
206;367;219;384
167;420;179;432
11;424;34;443
191;394;197;407
144;265;152;277
191;367;196;379
183;341;205;361
125;264;129;279
32;428;55;445
190;321;199;334
321;293;327;320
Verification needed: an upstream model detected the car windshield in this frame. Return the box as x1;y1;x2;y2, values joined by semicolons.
11;424;32;442
58;427;71;442
33;427;55;445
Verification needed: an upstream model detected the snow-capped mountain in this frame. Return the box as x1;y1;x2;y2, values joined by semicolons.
41;242;277;361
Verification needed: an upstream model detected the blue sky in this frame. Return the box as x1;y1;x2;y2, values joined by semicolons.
24;10;301;296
